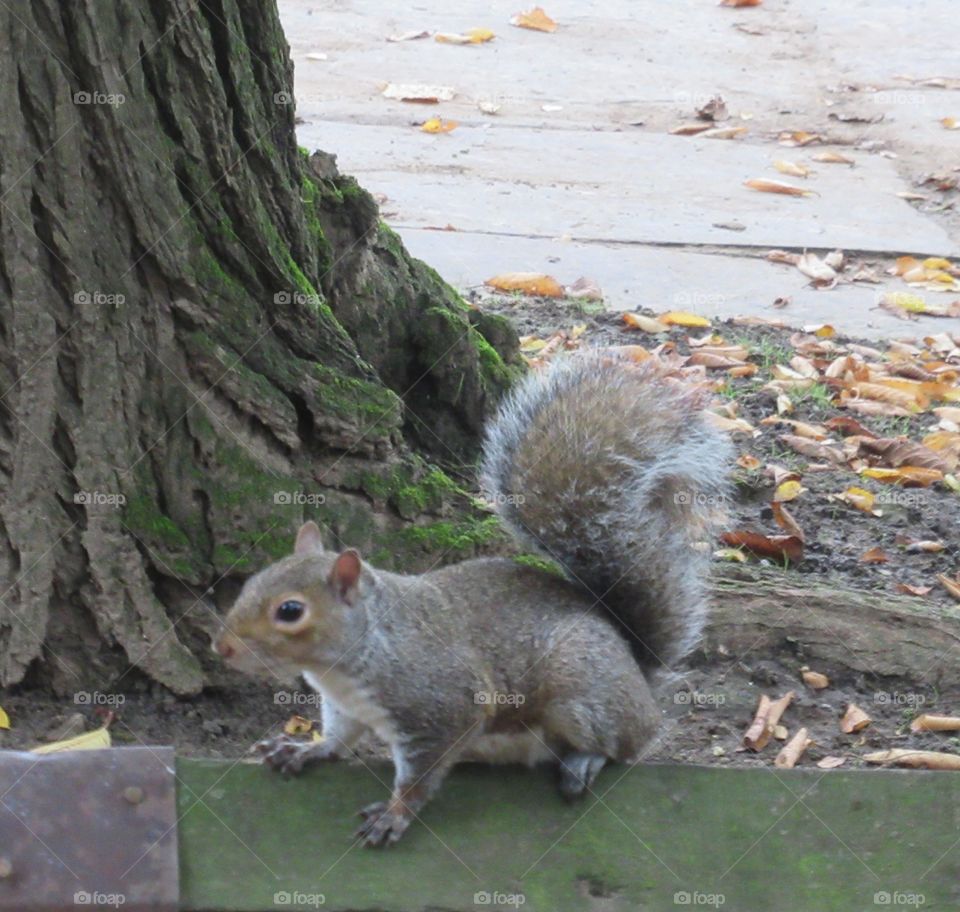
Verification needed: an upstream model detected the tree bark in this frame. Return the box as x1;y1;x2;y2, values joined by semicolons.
0;0;521;694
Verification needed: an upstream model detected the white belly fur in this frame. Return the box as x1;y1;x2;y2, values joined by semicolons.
302;668;397;744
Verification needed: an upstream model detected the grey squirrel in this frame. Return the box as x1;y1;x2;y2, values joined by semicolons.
215;350;732;846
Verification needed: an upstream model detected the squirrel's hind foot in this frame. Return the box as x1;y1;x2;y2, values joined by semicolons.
354;801;410;847
255;733;333;775
557;752;608;801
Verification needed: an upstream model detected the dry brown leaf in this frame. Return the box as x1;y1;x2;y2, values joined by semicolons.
801;668;830;690
670;123;714;136
742;691;795;751
705;413;757;435
765;464;802;486
510;6;557;32
938;574;960;601
864;748;960;770
721;0;762;6
738;454;762;470
485;272;564;297
744;178;815;197
910;713;960;733
896;583;933;596
780;434;844;464
812;151;855;165
778;131;822;147
840;703;872;733
623;312;669;333
720;531;804;563
771;501;805;541
824;416;878;439
902;539;945;554
859;437;957;473
860;547;890;564
817;756;846;769
700;126;748;140
775;727;812;768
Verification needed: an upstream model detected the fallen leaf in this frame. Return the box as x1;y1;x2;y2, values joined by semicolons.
840;703;872;734
421;117;458;134
32;725;112;754
801;668;830;690
435;28;495;44
696;96;728;121
0;706;8;729
737;454;762;470
773;479;804;502
797;252;838;285
771;501;805;541
896;583;932;596
860;547;890;564
478;100;501;115
383;83;455;103
705;413;756;435
832;486;880;516
938;574;960;601
942;117;960;130
911;713;960;733
775;727;812;768
859;437;957;473
510;6;557;32
564;276;603;301
658;311;712;327
774;160;811;178
812;151;855;165
720;531;804;563
780;434;844;464
486;272;564;297
864;748;960;770
745;178;815;197
778;131;822;147
670;123;714;136
901;539;945;554
700;126;748;139
720;0;762;6
860;466;943;487
714;547;748;562
623;312;669;333
386;29;431;42
817;756;846;769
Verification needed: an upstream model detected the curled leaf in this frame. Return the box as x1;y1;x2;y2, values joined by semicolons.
744;178;816;197
485;272;564;297
510;6;557;32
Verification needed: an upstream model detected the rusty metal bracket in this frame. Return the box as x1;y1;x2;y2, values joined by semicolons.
0;747;178;912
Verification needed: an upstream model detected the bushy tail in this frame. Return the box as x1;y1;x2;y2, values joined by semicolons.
480;350;732;672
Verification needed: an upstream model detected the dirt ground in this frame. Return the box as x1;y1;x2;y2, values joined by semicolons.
3;295;958;776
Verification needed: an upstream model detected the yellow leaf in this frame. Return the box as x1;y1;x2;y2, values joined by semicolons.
941;117;960;130
774;479;804;502
623;312;669;333
812;151;854;165
284;714;313;735
0;706;9;730
486;272;564;297
658;311;712;328
466;27;496;43
773;160;810;178
861;466;944;487
421;117;458;134
923;257;953;271
510;6;557;32
744;178;815;197
32;726;112;754
435;28;496;44
840;486;876;514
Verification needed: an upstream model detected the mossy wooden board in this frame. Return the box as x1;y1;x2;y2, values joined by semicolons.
177;760;960;911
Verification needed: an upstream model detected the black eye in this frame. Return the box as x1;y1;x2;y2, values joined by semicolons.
274;599;305;624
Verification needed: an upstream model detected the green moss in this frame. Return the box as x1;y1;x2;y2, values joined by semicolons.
513;553;565;578
124;494;192;551
387;515;506;558
313;362;402;428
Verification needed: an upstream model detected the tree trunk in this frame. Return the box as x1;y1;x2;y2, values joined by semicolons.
0;0;521;694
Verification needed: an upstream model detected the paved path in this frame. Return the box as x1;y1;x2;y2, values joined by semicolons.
281;0;960;339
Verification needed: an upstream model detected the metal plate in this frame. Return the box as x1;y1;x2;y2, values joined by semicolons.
0;747;178;912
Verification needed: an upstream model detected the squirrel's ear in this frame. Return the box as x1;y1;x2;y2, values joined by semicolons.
294;521;324;555
328;549;362;601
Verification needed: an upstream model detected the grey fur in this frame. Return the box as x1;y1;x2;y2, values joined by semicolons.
481;349;733;671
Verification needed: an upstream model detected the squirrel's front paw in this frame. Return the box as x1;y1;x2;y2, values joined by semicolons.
255;734;333;775
354;801;411;847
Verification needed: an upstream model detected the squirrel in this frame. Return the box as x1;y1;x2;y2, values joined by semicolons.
214;350;732;847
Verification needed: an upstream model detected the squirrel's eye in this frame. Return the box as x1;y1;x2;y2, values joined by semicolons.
274;599;306;625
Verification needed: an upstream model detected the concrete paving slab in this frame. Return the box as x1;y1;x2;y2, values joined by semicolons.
297;120;958;254
396;227;954;341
